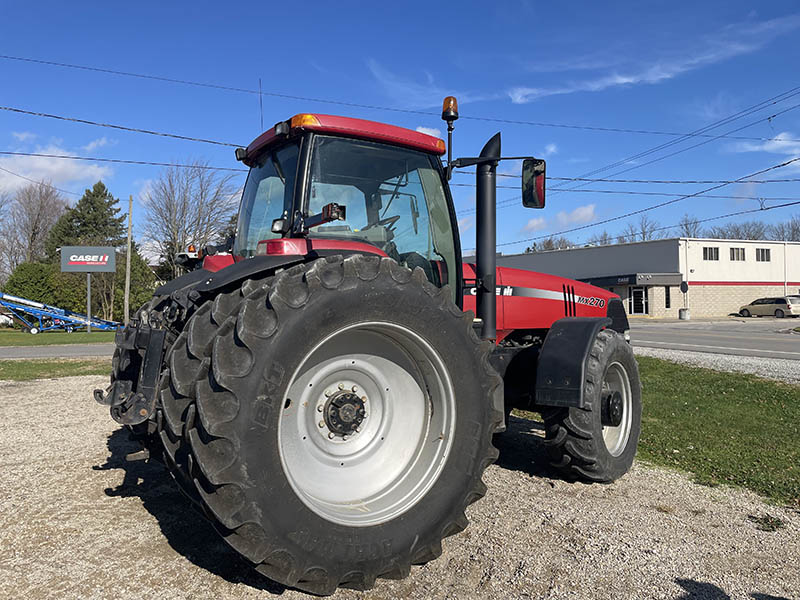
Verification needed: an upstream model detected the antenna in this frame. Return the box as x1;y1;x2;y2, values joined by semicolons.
259;78;264;130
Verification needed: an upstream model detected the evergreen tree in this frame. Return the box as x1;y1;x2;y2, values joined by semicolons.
45;181;126;259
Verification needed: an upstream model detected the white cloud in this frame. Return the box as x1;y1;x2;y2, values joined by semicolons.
83;137;111;152
457;216;474;233
137;239;163;266
367;59;498;108
522;217;547;232
556;204;596;226
730;131;800;172
508;15;800;103
0;144;113;195
11;132;36;142
499;159;522;176
415;126;441;138
543;143;558;157
731;131;800;157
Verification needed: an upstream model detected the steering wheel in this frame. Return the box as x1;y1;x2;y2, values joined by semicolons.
361;214;401;231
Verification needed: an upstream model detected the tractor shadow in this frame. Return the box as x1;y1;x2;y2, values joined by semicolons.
94;427;286;595
493;414;561;480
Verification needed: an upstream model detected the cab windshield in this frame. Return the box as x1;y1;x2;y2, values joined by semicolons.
307;135;457;287
234;141;300;258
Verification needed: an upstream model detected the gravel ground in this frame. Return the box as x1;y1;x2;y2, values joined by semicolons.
1;376;798;600
633;346;800;384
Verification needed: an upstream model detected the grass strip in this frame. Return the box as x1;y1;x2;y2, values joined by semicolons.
0;329;116;346
0;358;111;381
636;356;799;506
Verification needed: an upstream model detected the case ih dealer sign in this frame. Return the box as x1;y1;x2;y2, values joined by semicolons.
61;246;116;273
60;246;115;333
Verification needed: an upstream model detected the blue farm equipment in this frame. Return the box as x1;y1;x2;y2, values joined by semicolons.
0;292;120;334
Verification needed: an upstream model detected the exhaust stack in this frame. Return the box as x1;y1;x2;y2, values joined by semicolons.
475;133;500;340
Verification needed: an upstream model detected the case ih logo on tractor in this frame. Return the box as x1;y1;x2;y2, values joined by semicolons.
95;97;641;595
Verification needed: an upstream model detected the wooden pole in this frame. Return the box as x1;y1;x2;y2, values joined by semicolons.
124;194;133;325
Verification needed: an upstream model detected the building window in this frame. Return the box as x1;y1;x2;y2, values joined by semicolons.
703;246;719;261
730;247;745;261
756;248;771;262
665;286;671;309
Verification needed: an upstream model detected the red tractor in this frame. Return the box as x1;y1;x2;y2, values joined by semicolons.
96;97;641;595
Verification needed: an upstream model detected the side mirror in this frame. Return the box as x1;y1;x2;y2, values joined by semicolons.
522;158;546;209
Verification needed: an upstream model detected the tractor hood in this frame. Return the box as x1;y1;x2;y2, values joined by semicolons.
462;263;626;340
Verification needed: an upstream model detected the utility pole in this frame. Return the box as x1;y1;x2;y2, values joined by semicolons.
87;273;92;333
124;194;133;325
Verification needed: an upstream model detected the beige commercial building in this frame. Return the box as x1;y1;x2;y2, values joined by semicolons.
494;238;800;318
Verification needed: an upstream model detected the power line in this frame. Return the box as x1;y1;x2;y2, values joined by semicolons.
2;53;799;144
0;151;247;171
0;165;80;196
612;200;800;243
6;152;799;184
0;105;241;147
463;199;800;252
455;171;800;184
455;189;800;216
552;100;800;195
490;156;800;249
548;85;800;190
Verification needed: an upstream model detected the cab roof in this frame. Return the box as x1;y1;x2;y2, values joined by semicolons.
244;113;446;162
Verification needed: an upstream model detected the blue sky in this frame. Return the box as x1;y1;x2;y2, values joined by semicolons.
1;1;799;255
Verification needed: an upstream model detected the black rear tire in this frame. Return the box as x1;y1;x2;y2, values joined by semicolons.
163;255;503;594
775;309;785;318
541;329;641;482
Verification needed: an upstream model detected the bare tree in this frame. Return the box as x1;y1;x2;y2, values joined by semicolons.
705;220;769;240
678;214;702;237
525;236;573;252
142;161;238;279
587;230;613;246
768;215;800;241
0;182;67;282
618;214;666;243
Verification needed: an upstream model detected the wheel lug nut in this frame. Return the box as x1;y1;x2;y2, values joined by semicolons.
351;385;358;392
317;405;323;412
318;420;325;428
342;435;349;441
338;383;345;390
328;432;335;439
361;396;367;402
324;389;332;397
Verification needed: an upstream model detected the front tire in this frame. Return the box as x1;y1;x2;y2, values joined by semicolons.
740;309;751;318
542;329;641;482
165;255;503;594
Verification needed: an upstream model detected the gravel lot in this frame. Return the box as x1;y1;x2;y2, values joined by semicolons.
633;346;800;384
1;375;798;600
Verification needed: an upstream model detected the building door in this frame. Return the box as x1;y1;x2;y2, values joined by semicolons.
628;286;648;315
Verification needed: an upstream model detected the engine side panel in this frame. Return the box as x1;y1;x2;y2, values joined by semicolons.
462;264;618;338
497;265;616;329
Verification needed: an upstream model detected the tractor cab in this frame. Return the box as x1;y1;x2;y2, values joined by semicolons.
234;124;458;290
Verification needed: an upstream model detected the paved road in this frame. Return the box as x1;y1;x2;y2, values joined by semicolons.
630;317;800;361
0;342;114;359
1;318;798;361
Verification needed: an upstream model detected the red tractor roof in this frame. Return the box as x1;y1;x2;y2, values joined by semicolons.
246;113;446;159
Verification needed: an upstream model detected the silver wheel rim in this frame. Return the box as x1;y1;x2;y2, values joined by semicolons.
601;361;632;457
277;321;456;527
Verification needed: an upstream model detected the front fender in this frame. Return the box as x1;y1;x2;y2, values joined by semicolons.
534;317;611;409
